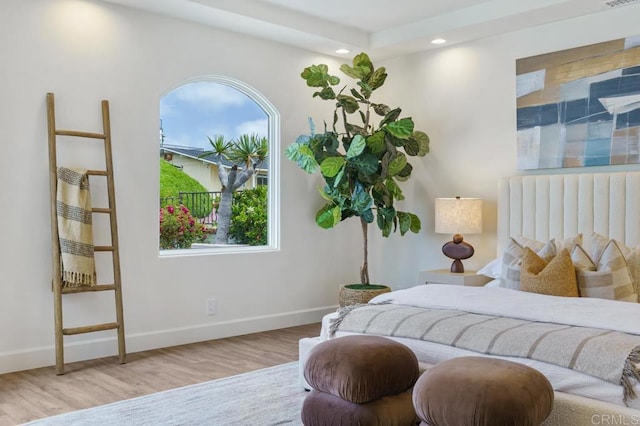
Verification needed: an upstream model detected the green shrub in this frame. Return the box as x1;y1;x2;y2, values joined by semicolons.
229;186;268;246
159;159;213;218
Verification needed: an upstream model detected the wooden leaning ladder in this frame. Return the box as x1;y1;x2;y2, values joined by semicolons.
46;92;126;375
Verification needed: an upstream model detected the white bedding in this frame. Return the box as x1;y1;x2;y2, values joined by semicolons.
321;285;640;409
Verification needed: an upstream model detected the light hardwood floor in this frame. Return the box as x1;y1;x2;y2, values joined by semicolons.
0;323;321;425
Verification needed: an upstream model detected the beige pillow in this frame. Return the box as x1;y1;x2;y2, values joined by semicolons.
520;248;579;297
500;238;556;290
573;240;638;303
592;233;640;300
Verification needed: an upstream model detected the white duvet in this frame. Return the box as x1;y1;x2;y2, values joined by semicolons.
370;284;640;336
322;284;640;409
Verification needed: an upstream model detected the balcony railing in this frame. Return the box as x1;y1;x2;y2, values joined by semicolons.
160;191;221;225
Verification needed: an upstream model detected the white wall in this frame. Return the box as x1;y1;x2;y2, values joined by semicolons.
3;0;640;374
0;0;361;373
368;4;640;288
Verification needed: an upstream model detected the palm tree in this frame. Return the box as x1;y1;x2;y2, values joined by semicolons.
201;133;268;244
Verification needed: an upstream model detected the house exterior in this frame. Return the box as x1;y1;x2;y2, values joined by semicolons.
161;145;268;192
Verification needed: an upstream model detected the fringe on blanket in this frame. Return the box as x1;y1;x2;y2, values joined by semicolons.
622;345;640;404
61;270;96;287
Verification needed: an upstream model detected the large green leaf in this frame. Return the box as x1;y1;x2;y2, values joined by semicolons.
322;185;347;207
357;81;373;99
340;53;373;81
351;186;373;214
310;132;339;155
301;64;339;88
336;95;359;114
350;88;364;101
376;206;396;237
320;157;346;178
397;211;411;236
372;103;391;116
346;134;366;159
395;163;413;181
386;133;407;147
410;131;430;157
368;67;387;90
366;131;386;155
372;181;391;206
396;211;420;235
379;108;401;127
388;153;407;177
409;213;421;233
315;204;341;229
385;178;404;201
313;87;336;100
285;142;319;173
385;118;414;139
350;152;379;176
340;64;368;80
361;208;374;223
353;53;374;74
404;138;419;156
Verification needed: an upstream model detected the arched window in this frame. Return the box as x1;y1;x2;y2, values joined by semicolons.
159;76;279;254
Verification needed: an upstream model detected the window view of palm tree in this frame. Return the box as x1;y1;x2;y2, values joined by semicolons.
159;80;271;250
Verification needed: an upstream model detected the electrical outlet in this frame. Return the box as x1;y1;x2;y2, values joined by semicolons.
206;298;217;315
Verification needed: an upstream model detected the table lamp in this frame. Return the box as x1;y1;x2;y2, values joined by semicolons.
435;197;482;273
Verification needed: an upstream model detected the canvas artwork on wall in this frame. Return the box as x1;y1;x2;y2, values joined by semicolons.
516;36;640;170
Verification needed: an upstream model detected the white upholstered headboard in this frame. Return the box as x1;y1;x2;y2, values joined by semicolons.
498;172;640;256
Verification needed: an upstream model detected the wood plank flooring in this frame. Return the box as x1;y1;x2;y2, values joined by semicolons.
0;323;321;425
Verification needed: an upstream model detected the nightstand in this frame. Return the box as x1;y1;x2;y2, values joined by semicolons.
419;269;492;287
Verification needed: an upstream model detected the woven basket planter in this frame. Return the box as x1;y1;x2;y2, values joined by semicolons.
338;284;391;307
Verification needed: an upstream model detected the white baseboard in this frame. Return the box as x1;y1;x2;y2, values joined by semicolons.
0;305;337;375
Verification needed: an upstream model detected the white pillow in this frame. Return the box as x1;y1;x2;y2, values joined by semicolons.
500;238;557;290
484;279;501;288
592;233;640;300
477;258;502;279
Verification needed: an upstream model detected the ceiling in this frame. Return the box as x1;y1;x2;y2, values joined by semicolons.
101;0;638;59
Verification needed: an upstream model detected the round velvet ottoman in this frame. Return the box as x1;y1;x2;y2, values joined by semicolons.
413;357;554;426
301;335;419;426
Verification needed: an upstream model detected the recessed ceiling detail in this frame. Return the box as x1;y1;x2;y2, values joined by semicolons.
99;0;636;59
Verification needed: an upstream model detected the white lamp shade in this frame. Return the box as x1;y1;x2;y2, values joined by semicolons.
435;198;482;234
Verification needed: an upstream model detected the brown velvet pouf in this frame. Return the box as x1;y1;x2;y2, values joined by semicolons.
412;356;554;426
301;335;419;426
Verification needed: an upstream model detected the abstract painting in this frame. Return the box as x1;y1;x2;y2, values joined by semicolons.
516;36;640;169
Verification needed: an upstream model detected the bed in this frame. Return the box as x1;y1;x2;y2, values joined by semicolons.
305;171;640;425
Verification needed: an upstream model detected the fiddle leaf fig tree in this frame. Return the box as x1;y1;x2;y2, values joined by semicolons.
286;52;429;285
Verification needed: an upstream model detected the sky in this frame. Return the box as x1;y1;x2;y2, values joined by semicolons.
160;81;268;150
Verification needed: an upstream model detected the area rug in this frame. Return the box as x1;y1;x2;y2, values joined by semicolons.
25;362;307;425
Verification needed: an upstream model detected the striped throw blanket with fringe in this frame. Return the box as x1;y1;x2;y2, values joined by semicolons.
56;167;96;288
330;303;640;405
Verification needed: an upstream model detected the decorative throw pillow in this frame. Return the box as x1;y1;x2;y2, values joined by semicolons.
515;234;583;252
520;248;579;297
500;238;556;290
573;239;638;303
592;233;640;300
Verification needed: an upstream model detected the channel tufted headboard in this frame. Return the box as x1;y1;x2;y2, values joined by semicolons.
497;172;640;256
